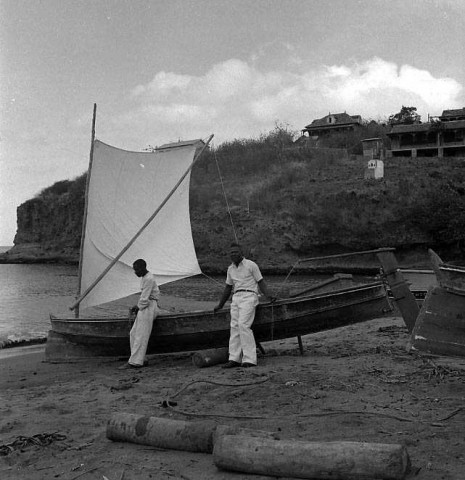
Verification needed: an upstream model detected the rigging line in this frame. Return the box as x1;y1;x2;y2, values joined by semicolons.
270;304;274;341
213;148;238;243
275;260;301;297
201;271;224;289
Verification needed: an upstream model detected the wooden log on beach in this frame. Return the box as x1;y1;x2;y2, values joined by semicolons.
107;413;216;453
213;434;411;480
192;347;229;368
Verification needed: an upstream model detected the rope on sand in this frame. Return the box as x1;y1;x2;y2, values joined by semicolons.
160;377;271;415
172;377;270;398
160;378;462;425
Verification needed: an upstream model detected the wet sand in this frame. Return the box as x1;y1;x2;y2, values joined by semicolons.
1;316;465;480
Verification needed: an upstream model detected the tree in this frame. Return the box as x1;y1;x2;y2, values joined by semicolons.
388;106;421;126
262;122;297;161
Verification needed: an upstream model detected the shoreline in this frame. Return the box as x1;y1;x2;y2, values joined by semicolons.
0;343;45;360
0;253;430;274
0;243;438;271
0;337;47;352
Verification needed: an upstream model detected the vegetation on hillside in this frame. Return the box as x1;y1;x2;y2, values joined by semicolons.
12;120;465;267
14;173;87;251
190;123;465;263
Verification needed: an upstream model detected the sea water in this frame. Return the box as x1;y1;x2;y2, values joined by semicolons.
0;253;78;347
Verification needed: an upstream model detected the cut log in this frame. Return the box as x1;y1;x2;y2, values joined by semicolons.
107;413;216;453
213;434;410;480
191;347;229;368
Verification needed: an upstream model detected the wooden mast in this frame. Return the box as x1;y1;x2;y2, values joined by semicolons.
75;103;97;318
70;133;214;311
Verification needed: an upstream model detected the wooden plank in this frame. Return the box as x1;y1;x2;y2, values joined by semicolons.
376;249;419;332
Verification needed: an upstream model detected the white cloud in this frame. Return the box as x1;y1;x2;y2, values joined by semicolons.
118;57;463;145
324;58;463;114
131;71;192;98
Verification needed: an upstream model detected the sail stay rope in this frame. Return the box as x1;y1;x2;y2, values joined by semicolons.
199;145;240;290
207;147;288;303
214;148;238;244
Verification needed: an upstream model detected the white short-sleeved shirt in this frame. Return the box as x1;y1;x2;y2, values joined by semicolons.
137;272;160;309
226;258;263;294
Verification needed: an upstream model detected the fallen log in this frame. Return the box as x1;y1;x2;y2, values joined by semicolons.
107;413;216;453
213;434;410;480
191;347;229;368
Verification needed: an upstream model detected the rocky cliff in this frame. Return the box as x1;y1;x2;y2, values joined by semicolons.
3;151;465;271
3;176;86;264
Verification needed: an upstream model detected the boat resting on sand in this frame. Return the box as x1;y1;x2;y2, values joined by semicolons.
46;281;390;362
410;249;465;358
45;107;398;362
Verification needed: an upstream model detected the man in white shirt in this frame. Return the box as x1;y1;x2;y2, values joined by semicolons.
119;259;160;369
214;243;276;368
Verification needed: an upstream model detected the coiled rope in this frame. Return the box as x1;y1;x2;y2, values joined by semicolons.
0;432;67;456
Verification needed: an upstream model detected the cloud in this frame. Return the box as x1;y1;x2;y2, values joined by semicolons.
324;58;463;113
118;57;463;145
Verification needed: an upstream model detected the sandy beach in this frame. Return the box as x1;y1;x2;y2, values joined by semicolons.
1;315;464;480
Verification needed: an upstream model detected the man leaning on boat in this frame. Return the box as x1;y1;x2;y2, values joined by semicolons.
119;259;160;369
214;243;276;368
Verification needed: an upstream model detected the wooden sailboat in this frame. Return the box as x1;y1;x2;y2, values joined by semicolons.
47;283;390;360
45;105;392;362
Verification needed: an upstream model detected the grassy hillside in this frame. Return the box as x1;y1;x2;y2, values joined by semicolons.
190;130;465;270
4;125;465;270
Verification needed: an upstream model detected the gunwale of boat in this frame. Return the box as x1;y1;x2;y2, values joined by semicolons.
438;264;465;273
51;281;386;325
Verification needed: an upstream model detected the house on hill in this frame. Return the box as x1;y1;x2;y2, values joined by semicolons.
301;112;363;139
439;107;465;122
387;107;465;157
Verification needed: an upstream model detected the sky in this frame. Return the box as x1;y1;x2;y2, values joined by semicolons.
1;0;464;246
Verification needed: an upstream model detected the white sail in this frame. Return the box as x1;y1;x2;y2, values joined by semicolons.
79;140;201;309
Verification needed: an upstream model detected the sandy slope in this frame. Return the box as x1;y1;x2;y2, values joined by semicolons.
1;316;465;480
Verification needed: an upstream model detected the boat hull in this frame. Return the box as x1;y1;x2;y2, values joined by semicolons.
437;265;465;296
410;286;465;357
428;248;465;296
46;282;390;361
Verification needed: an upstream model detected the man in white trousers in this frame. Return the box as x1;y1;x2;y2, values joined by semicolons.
214;243;276;368
119;259;159;369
